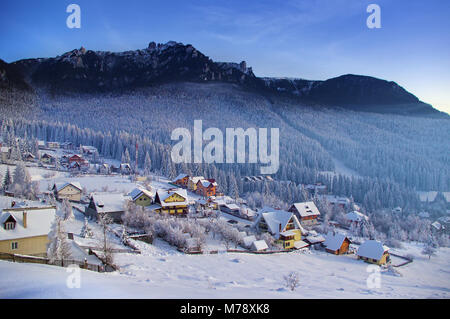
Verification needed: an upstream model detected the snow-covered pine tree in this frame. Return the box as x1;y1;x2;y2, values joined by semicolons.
80;217;93;238
47;216;72;264
62;198;74;221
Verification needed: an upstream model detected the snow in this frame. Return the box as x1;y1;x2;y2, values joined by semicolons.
323;233;348;251
357;240;389;260
251;240;268;251
0;207;56;241
90;192;130;214
1;242;449;298
291;201;320;218
345;211;369;223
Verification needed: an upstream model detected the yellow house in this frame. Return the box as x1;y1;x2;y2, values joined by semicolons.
152;188;189;215
0;206;56;257
188;176;204;192
255;207;305;250
53;182;83;202
128;188;153;206
357;240;390;265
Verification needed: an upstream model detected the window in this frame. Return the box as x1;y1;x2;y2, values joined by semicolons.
5;222;15;230
11;242;18;250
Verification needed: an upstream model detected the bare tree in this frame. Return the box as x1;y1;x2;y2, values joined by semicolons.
47;216;72;264
284;272;300;291
97;213;114;265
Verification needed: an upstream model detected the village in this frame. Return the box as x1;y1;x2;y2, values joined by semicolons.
0;137;448;298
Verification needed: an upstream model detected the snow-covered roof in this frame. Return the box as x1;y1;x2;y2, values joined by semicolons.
292;201;320;217
357;240;389;260
305;235;325;244
224;203;240;210
173;174;189;182
251;240;268;251
243;235;257;248
190;176;204;184
345;211;368;223
418;191;438;202
128;188;153;201
1;146;10;153
91;193;131;213
294;240;309;249
54;182;83;192
156;189;188;207
431;221;443;230
318;195;350;205
0;207;56;241
323;232;349;251
255;206;304;238
198;179;217;188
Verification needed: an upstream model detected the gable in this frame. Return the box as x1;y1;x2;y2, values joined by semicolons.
165;193;186;203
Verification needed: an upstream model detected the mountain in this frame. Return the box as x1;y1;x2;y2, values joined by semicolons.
2;41;446;117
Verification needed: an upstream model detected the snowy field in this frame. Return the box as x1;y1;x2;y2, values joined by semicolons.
1;237;449;299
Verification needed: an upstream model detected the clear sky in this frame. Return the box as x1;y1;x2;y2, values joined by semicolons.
1;0;449;114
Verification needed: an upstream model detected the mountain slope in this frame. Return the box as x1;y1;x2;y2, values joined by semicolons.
2;41;446;117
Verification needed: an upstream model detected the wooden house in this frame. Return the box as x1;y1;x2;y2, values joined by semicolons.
46;141;60;149
357;240;390;265
289;201;321;226
128;188;153;207
254;207;304;250
52;182;83;202
40;153;54;164
152;189;189;215
68;154;89;167
172;174;190;188
0;206;56;257
344;211;369;227
23;152;36;162
196;179;217;197
188;176;204;191
120;163;132;175
0;146;10;163
323;232;351;255
85;193;131;222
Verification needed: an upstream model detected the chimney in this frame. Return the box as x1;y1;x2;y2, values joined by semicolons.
23;211;27;228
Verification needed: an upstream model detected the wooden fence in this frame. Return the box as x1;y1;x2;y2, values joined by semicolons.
0;252;114;272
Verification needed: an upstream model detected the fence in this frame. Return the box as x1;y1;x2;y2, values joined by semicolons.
0;252;114;272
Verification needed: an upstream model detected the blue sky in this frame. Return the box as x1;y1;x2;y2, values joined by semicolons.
1;0;449;113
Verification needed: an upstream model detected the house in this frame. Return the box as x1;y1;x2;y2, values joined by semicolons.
99;163;110;174
60;141;75;150
196;179;217;197
172;174;190;188
188;176;204;191
289;201;321;226
110;165;120;174
357;240;390;265
303;183;327;196
0;206;56;257
80;145;98;156
46;141;60;149
128;188;153;207
0;146;10;162
220;203;240;215
52;182;83;202
69;161;82;172
323;232;351;255
68;154;88;167
344;211;369;226
251;239;268;252
120;163;132;175
40;153;54;164
85;193;131;222
254;207;304;250
23;152;36;162
153;188;189;215
318;195;351;209
37;140;45;150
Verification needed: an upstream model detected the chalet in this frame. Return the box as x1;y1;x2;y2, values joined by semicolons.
37;140;45;150
254;207;304;250
0;146;10;162
110;165;120;174
188;176;204;191
323;232;351;255
85;193;131;222
128;188;153;207
289;201;321;226
0;206;56;257
220;203;240;215
303;183;327;196
23;152;36;162
120;163;132;175
172;174;190;188
318;195;351;210
80;145;98;156
153;188;189;215
40;153;54;164
345;211;369;226
46;141;60;149
357;240;390;265
196;179;217;197
52;182;83;202
68;154;89;167
60;141;75;150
